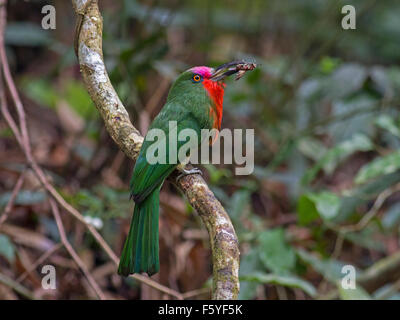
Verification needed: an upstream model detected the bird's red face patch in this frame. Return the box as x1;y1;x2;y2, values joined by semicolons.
202;79;225;129
190;66;225;130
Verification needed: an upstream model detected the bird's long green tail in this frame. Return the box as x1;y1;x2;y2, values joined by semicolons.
118;188;160;276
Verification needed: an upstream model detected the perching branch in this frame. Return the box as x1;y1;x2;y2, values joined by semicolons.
72;0;240;299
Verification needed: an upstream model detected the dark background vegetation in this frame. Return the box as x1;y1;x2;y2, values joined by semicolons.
1;0;400;299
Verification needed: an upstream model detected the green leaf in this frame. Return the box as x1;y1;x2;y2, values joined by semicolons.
327;63;367;99
355;150;400;184
337;283;371;300
297;137;327;162
382;202;400;230
203;164;232;184
241;272;316;297
0;190;47;207
258;229;296;275
297;194;320;225
20;78;58;109
227;189;251;227
0;128;13;138
68;186;131;220
327;96;378;144
297;191;341;224
344;229;385;252
319;56;340;74
297;249;353;283
303;134;373;184
5;23;52;46
375;115;400;138
64;80;96;120
0;235;15;263
238;249;264;300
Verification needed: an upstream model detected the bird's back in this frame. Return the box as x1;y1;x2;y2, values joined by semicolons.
130;99;212;201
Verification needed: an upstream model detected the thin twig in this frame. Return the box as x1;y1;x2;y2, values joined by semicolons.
0;171;25;226
0;83;23;146
358;250;400;292
375;277;400;300
0;272;36;300
0;4;23;146
341;183;400;233
328;183;400;263
16;243;63;283
0;25;31;157
49;198;106;300
317;182;400;298
182;287;211;299
328;182;400;235
330;233;345;261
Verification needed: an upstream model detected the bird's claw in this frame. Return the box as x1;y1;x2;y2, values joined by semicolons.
176;167;202;182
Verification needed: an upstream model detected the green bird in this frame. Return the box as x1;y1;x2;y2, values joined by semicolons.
118;61;251;276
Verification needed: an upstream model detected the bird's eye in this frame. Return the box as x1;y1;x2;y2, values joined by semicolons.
192;74;202;83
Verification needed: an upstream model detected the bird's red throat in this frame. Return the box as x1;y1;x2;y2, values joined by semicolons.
202;79;225;130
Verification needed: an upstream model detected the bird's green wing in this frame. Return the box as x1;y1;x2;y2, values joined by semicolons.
130;107;202;202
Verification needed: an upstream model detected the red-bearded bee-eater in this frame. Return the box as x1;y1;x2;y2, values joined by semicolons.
118;61;255;276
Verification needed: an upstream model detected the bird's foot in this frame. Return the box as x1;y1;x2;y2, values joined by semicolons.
176;166;202;182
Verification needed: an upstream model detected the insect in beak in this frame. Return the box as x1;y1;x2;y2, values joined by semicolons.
210;61;257;81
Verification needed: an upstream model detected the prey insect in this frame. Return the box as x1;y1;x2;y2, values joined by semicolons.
234;62;257;80
211;61;257;82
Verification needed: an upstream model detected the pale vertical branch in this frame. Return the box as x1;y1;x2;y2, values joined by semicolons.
72;0;240;299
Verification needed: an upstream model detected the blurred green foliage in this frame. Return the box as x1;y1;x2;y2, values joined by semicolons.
0;235;15;264
4;0;400;299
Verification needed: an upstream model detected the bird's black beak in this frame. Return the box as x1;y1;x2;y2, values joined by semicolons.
210;60;256;81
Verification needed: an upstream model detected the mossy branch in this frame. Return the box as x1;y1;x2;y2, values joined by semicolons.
72;0;239;300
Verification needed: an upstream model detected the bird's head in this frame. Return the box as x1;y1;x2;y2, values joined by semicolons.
166;61;252;113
